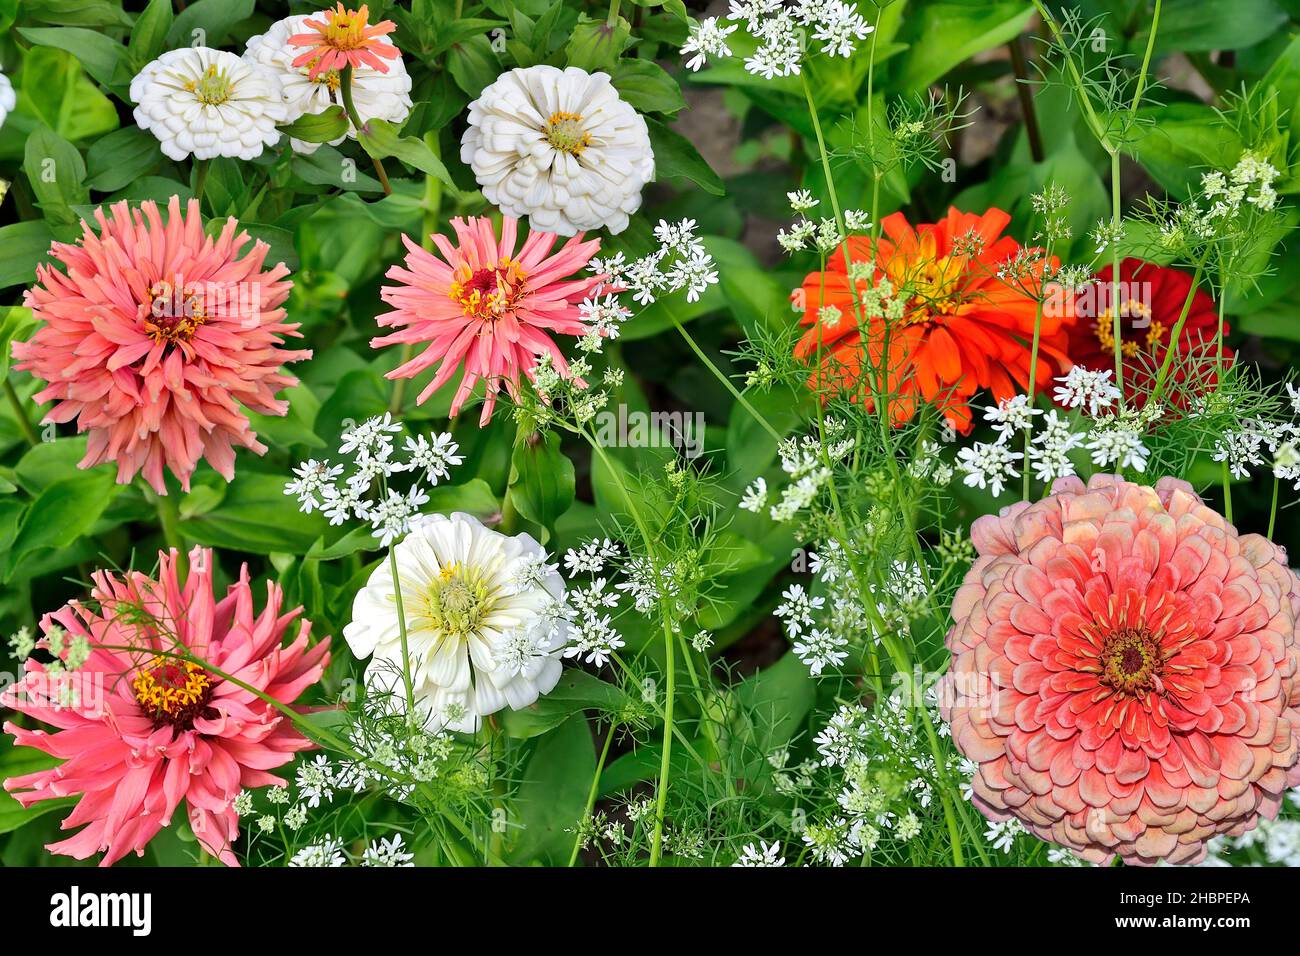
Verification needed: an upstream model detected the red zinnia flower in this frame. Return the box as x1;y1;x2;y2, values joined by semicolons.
1065;258;1232;406
794;208;1070;433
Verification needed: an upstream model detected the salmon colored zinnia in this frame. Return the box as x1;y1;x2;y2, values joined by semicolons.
12;196;307;494
374;215;608;424
793;207;1071;433
941;474;1300;865
287;3;400;81
2;547;329;866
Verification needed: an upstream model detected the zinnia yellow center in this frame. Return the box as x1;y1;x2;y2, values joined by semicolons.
449;258;527;321
413;563;496;639
186;65;234;106
1099;628;1164;696
544;111;592;156
133;655;213;727
320;9;372;51
1094;298;1162;357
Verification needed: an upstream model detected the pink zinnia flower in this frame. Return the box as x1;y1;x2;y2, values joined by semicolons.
12;196;308;494
941;474;1300;865
287;3;400;81
374;215;607;424
2;547;329;866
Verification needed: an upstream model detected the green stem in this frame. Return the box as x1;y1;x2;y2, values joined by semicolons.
1021;239;1054;501
1268;474;1279;539
1129;0;1163;116
152;487;186;576
672;319;780;442
569;721;617;867
1149;260;1205;403
341;64;393;196
192;159;211;207
1109;150;1125;405
606;0;621;25
3;378;38;446
388;547;417;722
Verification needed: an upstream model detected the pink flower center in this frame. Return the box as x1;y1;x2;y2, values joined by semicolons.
132;656;215;729
144;281;207;346
449;259;527;321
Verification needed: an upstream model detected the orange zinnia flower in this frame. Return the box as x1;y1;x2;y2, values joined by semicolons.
287;4;400;81
793;207;1071;433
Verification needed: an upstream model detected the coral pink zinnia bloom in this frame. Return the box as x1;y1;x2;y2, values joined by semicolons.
941;474;1300;865
287;3;400;81
2;547;329;866
12;196;308;494
374;215;608;424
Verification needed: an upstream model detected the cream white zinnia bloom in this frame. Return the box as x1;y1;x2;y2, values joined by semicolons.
131;48;287;161
461;65;655;236
0;68;15;130
244;14;412;155
344;512;568;733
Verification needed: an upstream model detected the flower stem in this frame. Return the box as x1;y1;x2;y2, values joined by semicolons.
1268;474;1279;538
568;720;617;866
1109;149;1125;405
606;0;621;25
1149;260;1205;403
388;547;417;723
672;318;781;442
341;64;393;196
192;159;211;208
3;378;38;446
151;487;186;574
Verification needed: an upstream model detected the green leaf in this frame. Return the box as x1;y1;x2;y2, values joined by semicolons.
1139;0;1287;56
0;222;54;289
447;34;501;99
0;307;38;379
280;106;350;145
166;0;255;48
23;125;88;227
356;119;456;189
564;14;630;72
129;0;175;68
1128;103;1247;199
181;473;328;555
10;47;119;144
85;126;162;192
3;469;118;581
508;432;575;541
501;670;629;739
893;1;1036;93
17;27;125;89
508;715;595;864
646;117;724;195
611;59;686;114
291;144;384;193
425;478;500;519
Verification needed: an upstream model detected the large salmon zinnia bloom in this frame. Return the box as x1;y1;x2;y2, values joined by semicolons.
12;196;307;494
941;474;1300;865
794;207;1070;433
2;547;329;866
374;215;607;424
1065;258;1232;407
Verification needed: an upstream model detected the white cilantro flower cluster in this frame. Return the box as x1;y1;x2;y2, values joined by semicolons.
681;1;875;78
284;413;462;547
1157;150;1283;250
592;218;720;307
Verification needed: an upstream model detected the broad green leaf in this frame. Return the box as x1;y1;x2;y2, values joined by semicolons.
447;34;501;99
893;2;1035;93
9;47;119;146
85;126;162;192
181;473;329;555
565;14;632;72
646;117;724;196
3;468;118;581
508;432;575;541
166;0;255;48
0;741;76;836
0;222;54;289
280;106;350;145
508;715;595;864
129;0;175;68
0;307;37;379
23;125;88;229
17;27;125;89
502;669;630;739
357;119;456;189
611;58;686;114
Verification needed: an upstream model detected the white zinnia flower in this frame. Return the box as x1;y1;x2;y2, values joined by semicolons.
343;512;568;733
0;68;15;130
243;14;412;155
460;65;655;236
130;47;287;161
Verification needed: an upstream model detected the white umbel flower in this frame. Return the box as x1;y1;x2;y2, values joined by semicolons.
130;47;287;161
244;14;412;155
0;68;15;130
460;65;655;236
343;512;568;733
